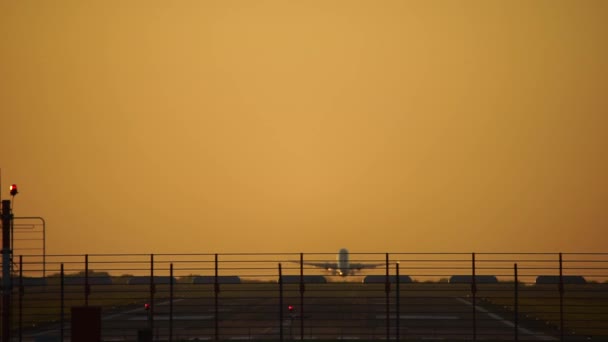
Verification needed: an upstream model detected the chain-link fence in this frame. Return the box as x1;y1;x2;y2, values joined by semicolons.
2;252;607;341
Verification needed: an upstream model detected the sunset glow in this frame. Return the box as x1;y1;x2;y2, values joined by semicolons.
1;1;607;255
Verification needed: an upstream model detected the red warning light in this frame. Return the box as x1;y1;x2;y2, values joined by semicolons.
9;184;18;196
288;305;294;313
144;303;150;310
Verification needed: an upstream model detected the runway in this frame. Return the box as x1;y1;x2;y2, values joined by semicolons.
24;283;562;341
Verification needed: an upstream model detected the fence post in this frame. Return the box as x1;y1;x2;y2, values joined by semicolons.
472;252;477;341
385;253;390;340
559;253;564;342
514;263;519;342
85;254;90;307
396;262;400;342
279;263;284;342
61;263;65;341
150;254;155;335
170;263;174;342
19;255;23;342
299;252;305;340
214;253;219;341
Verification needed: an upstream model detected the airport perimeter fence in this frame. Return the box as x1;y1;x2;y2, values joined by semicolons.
1;252;607;341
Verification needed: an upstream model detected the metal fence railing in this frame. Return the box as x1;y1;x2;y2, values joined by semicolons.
1;252;607;341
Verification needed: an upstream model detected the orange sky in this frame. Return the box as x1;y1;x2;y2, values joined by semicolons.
1;1;607;255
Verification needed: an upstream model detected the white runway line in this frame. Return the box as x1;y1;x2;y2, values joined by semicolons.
376;314;459;320
103;298;185;320
128;314;213;320
293;336;319;340
454;297;557;341
103;306;144;320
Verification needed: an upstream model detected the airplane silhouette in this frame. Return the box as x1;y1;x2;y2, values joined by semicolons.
299;248;384;276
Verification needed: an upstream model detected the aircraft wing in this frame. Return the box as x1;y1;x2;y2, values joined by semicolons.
302;262;339;271
300;261;385;271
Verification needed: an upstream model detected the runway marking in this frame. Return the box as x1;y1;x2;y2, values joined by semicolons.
293;337;319;340
103;306;142;320
158;298;186;306
128;314;213;320
375;315;459;320
103;298;186;320
229;337;254;340
454;297;557;341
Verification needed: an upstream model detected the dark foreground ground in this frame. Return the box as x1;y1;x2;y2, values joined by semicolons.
15;283;608;341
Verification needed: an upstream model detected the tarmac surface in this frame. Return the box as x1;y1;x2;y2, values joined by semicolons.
24;283;563;341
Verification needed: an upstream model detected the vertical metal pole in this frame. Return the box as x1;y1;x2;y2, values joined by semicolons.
279;263;284;342
42;219;46;278
1;200;12;342
19;255;23;342
559;253;564;342
396;262;400;342
170;263;174;342
0;169;3;334
214;253;219;341
150;254;155;335
514;263;519;342
472;252;477;342
61;263;65;341
299;253;305;341
385;253;390;340
85;254;89;307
